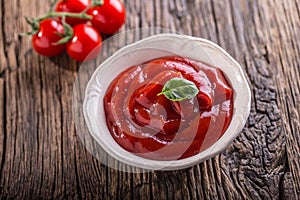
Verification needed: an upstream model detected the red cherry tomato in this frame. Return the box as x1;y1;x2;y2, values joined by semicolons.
87;0;126;34
66;24;102;62
32;19;66;57
55;0;91;26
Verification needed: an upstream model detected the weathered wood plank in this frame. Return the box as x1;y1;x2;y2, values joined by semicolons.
270;0;300;196
1;0;20;72
217;0;286;198
0;0;299;199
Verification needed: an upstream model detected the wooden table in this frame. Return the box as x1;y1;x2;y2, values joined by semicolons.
1;0;300;199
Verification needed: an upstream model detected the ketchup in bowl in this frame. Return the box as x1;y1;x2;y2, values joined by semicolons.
104;56;233;161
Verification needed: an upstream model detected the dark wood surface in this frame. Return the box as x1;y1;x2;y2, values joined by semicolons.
1;0;300;199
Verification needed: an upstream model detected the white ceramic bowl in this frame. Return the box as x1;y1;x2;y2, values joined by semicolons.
83;33;251;171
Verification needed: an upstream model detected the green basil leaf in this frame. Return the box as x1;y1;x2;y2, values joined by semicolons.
157;78;199;101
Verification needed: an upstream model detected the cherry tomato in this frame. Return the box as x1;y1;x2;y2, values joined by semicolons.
55;0;91;26
32;19;66;57
66;24;102;62
87;0;126;34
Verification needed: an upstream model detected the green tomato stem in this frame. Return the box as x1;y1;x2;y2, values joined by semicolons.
33;0;104;23
23;0;105;37
36;11;92;22
92;0;104;6
49;0;60;12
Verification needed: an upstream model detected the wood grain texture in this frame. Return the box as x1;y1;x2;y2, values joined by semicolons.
0;0;299;199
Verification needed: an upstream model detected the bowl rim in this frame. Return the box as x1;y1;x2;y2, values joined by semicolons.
83;33;251;170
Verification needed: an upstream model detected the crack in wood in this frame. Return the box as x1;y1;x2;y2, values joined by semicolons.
0;79;6;194
0;0;8;74
73;152;82;200
210;0;220;44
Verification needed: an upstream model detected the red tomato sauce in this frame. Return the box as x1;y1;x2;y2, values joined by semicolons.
104;56;234;160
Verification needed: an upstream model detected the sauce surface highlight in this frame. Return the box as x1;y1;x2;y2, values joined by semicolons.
104;56;233;160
